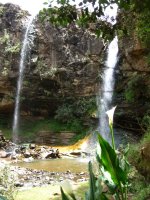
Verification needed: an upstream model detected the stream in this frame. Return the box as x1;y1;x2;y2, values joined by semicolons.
13;157;89;173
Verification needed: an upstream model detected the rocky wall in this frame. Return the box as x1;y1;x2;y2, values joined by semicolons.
114;36;150;132
0;3;150;132
0;3;103;119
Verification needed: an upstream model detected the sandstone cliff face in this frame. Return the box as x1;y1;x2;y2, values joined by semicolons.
0;3;149;131
114;36;150;131
0;3;103;118
0;3;29;116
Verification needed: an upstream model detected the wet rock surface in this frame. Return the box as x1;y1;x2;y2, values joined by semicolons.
0;158;88;190
0;132;88;188
0;130;89;190
11;165;88;188
0;129;84;160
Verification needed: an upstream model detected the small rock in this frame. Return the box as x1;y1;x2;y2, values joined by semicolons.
45;176;50;181
51;172;56;175
23;157;34;162
79;172;85;175
0;150;8;158
53;193;59;196
59;177;64;181
70;151;81;156
66;170;71;174
29;144;36;149
23;150;31;158
15;182;24;187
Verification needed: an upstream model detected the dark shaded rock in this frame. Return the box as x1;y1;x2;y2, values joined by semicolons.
70;151;81;156
23;150;31;158
14;182;24;187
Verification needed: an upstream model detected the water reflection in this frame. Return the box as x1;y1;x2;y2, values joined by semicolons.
14;158;89;173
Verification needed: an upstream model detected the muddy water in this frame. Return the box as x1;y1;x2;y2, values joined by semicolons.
13;129;136;174
15;158;89;173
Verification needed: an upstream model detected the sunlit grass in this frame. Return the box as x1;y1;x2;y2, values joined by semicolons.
15;185;60;200
15;182;88;200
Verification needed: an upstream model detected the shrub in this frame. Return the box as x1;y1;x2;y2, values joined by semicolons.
125;74;147;103
55;97;97;123
0;166;17;200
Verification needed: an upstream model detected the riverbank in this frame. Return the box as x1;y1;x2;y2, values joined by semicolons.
0;158;89;200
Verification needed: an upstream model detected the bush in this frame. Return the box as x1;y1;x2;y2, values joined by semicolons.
55;97;97;123
0;166;17;200
125;74;147;103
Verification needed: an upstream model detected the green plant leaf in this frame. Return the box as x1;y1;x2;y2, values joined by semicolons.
96;134;127;185
100;193;109;200
60;187;70;200
88;161;97;200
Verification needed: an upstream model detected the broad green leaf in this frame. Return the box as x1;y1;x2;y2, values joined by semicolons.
60;187;70;200
88;161;97;200
100;193;109;200
97;134;127;185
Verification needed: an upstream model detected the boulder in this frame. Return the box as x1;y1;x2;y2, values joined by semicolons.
29;143;36;149
0;150;8;158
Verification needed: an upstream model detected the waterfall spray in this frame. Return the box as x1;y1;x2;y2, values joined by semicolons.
99;36;118;143
12;16;35;143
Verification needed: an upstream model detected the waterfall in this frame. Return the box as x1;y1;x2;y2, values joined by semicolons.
98;36;118;143
12;16;35;143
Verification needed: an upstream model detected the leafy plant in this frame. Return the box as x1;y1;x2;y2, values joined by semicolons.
132;185;150;200
0;29;21;54
0;166;17;200
136;9;150;47
61;106;130;200
0;6;4;16
127;130;150;181
55;97;97;123
40;0;150;46
5;42;21;54
96;133;129;200
124;74;147;103
141;114;150;131
0;29;10;44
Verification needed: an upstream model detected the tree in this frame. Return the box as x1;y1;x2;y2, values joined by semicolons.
39;0;150;46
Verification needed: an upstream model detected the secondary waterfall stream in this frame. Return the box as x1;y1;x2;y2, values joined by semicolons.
99;36;118;144
12;17;35;142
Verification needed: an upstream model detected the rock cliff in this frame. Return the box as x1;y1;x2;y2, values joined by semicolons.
0;3;103;119
0;3;150;133
114;36;150;132
0;3;28;116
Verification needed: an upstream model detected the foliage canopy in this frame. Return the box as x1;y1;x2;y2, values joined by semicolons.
39;0;150;45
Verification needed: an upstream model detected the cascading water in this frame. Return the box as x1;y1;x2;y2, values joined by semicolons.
98;36;118;143
12;16;35;143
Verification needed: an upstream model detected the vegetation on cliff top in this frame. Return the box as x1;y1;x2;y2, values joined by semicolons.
40;0;150;47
